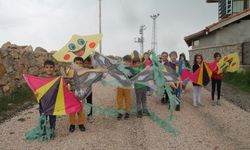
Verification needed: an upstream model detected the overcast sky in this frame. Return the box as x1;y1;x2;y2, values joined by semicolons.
0;0;218;57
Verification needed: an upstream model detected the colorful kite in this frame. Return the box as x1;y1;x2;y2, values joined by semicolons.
92;52;132;88
181;62;217;86
53;34;102;62
23;74;82;115
218;53;240;73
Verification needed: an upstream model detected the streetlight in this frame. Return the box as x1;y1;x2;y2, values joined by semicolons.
150;13;160;54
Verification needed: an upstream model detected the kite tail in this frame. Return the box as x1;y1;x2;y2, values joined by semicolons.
25;113;54;142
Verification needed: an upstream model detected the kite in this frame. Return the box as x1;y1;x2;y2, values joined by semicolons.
92;52;132;88
53;34;102;62
23;74;82;115
181;62;217;86
218;53;240;73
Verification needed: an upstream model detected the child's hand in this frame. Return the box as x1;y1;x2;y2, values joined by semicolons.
60;67;66;77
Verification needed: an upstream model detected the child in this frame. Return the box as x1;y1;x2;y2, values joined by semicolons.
117;55;133;120
143;52;153;96
192;54;204;107
168;51;181;111
39;60;57;137
68;57;86;132
132;55;149;118
211;52;222;106
82;56;95;123
179;53;191;91
160;51;169;104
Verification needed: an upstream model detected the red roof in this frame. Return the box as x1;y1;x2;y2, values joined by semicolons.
184;8;250;47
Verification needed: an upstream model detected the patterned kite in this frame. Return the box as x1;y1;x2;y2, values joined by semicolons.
23;74;82;115
218;53;240;73
53;34;102;62
181;62;217;86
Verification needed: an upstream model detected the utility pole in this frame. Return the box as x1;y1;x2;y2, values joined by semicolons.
99;0;102;54
134;25;146;54
150;13;160;54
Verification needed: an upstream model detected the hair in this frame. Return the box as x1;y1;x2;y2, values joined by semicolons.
161;51;168;56
84;56;92;63
169;51;177;57
179;53;186;61
214;52;221;58
44;60;55;67
73;57;84;63
193;54;203;64
123;55;131;62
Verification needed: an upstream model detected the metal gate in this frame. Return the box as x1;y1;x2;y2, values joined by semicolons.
243;42;250;65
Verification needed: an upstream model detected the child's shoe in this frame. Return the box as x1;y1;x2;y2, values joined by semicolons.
87;116;94;123
137;111;143;118
143;110;150;116
117;113;123;120
175;105;180;111
124;113;129;119
217;100;221;106
69;124;75;133
79;124;86;132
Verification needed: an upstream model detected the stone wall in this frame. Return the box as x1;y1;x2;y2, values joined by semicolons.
189;43;242;64
0;42;69;96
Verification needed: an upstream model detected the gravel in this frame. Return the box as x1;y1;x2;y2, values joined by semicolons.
0;82;249;150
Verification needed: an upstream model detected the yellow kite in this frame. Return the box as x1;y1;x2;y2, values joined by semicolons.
218;53;240;73
53;34;102;62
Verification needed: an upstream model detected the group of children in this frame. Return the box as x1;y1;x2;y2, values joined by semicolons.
39;50;223;138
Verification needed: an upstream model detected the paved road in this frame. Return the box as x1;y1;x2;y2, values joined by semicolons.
0;83;249;150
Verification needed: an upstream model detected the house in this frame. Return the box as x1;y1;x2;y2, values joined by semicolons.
184;1;250;68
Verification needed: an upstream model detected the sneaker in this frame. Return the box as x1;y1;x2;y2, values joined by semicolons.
87;116;94;123
117;113;123;120
198;103;204;107
175;105;180;111
79;124;86;132
124;113;129;119
143;110;150;116
69;124;75;133
212;100;216;106
137;111;143;118
217;100;221;106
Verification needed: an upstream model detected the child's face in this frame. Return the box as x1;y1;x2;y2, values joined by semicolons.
180;56;185;61
161;54;168;62
144;54;149;60
170;54;177;62
196;56;202;64
83;61;92;68
215;55;221;62
74;60;84;67
44;64;55;76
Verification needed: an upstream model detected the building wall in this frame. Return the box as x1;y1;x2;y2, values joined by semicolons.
189;43;242;64
199;20;250;47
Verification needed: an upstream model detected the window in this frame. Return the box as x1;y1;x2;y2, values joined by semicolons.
193;40;199;48
233;0;244;12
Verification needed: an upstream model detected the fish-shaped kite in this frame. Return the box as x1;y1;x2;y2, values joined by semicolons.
218;53;240;73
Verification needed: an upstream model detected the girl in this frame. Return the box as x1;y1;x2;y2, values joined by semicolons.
192;54;203;107
143;52;153;96
179;53;191;90
211;52;222;106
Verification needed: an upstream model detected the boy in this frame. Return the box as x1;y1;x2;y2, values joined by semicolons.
160;51;170;104
117;55;133;120
39;60;57;137
132;54;150;118
211;52;222;106
68;57;86;132
168;51;181;111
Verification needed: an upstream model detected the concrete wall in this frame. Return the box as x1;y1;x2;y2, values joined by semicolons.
189;44;242;64
199;20;250;48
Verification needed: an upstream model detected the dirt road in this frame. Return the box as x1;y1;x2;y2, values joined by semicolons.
0;83;249;150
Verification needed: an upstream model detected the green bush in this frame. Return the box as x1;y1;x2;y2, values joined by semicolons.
223;71;250;93
0;85;35;114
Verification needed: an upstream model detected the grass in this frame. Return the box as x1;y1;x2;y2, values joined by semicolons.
223;71;250;93
0;85;35;118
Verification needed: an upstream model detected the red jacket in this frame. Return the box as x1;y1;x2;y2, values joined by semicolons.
212;65;222;80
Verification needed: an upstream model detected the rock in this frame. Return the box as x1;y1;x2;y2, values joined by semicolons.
3;85;10;93
0;48;10;57
21;45;33;55
0;75;9;86
28;66;40;75
1;41;12;49
9;50;19;59
0;64;6;78
34;47;48;58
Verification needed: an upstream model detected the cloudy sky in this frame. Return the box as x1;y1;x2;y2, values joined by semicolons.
0;0;218;57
